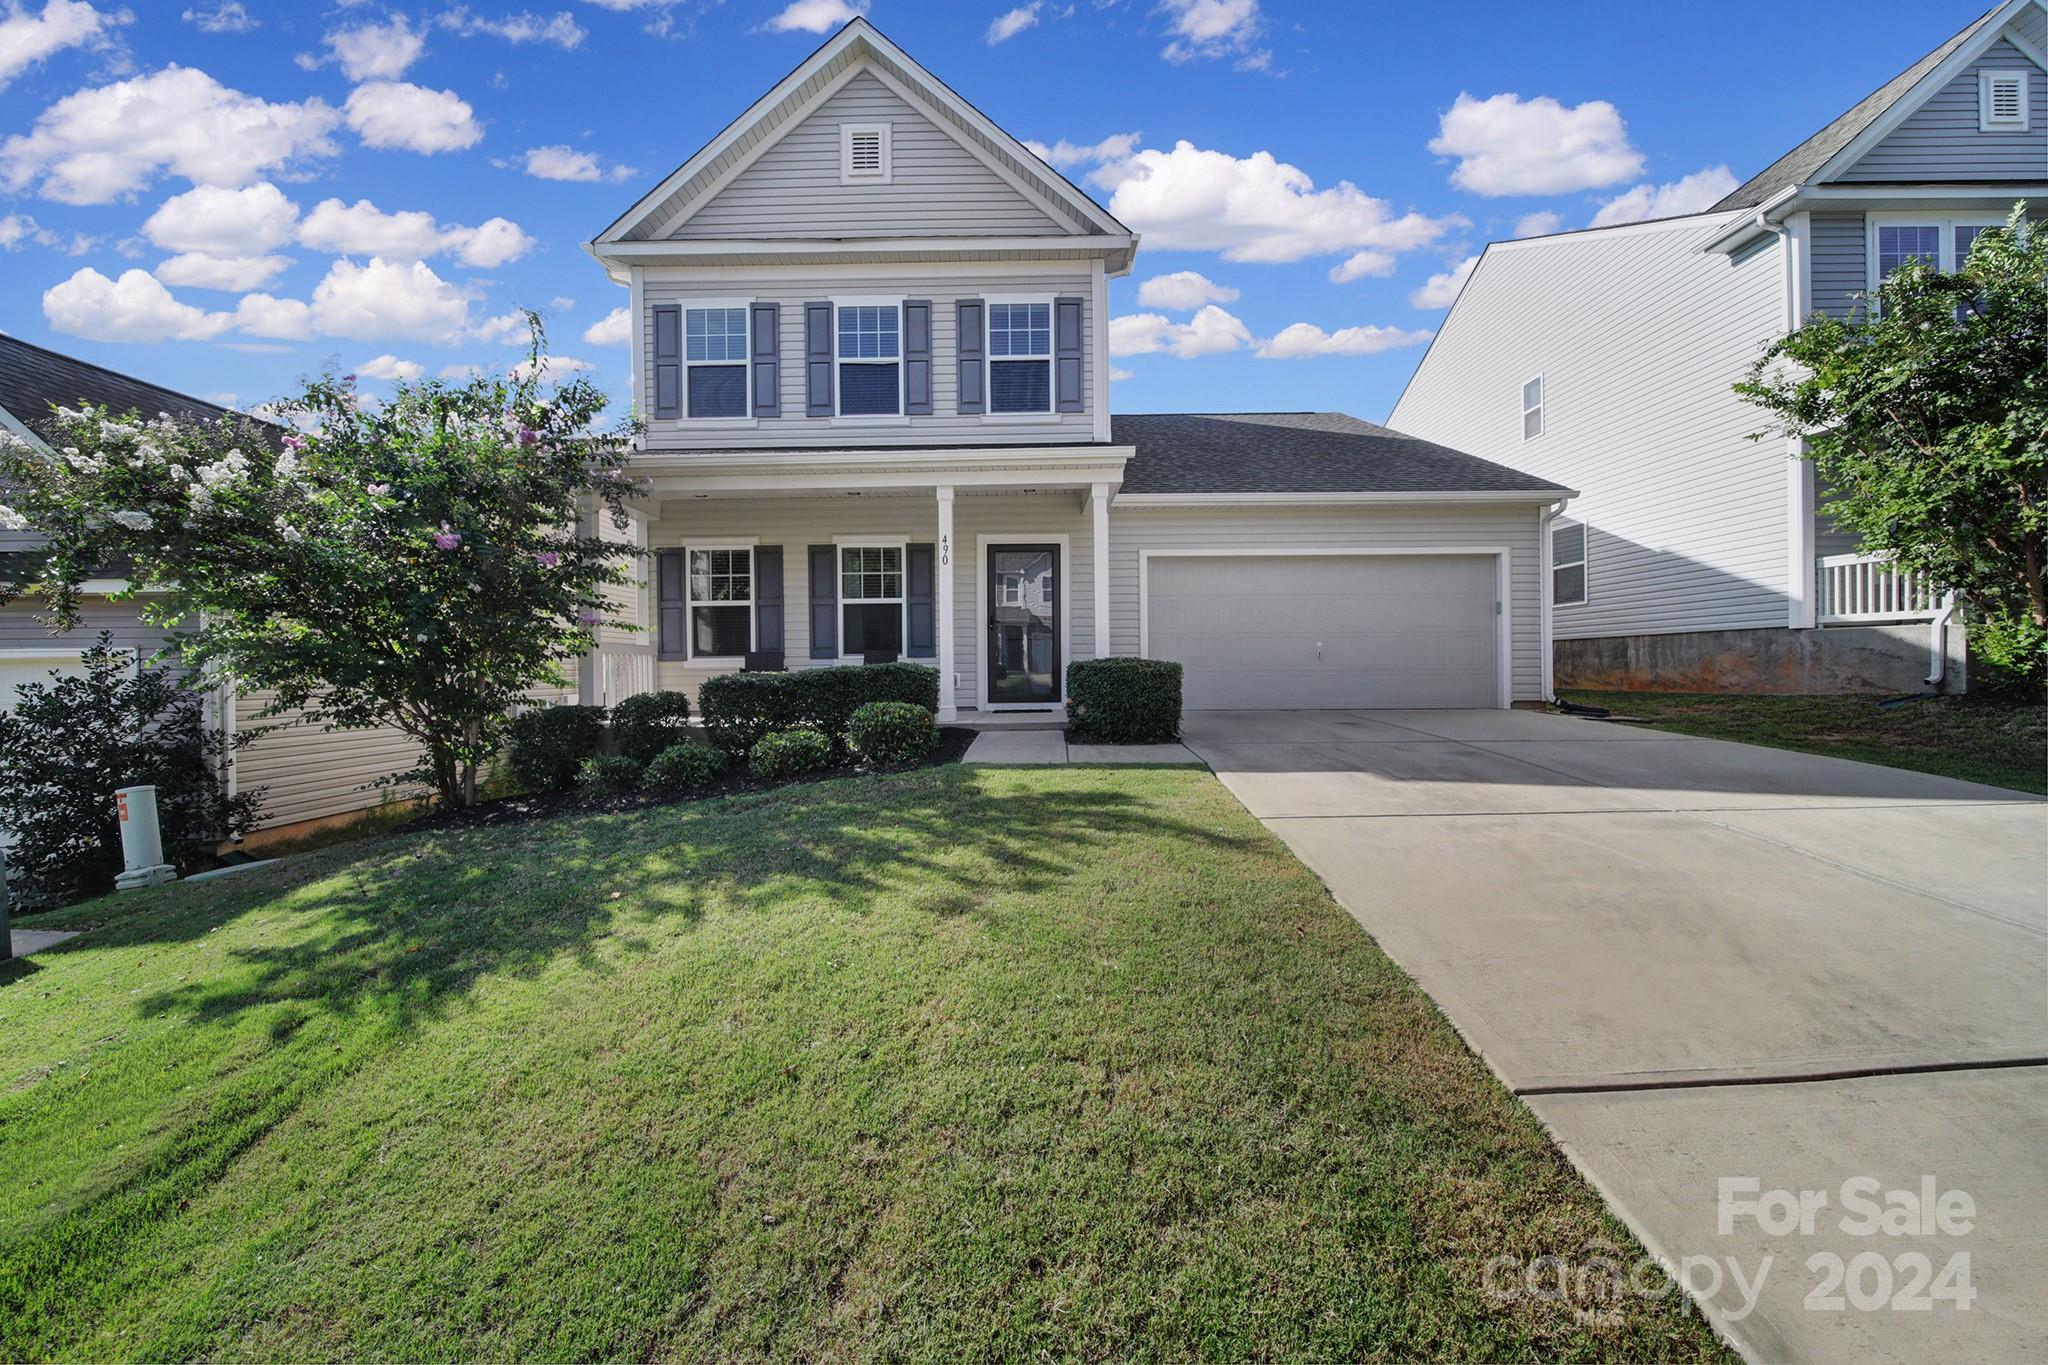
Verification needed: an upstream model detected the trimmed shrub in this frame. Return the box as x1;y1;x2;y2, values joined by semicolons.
847;701;938;765
699;663;939;753
749;728;831;781
1972;611;2047;697
643;742;727;793
610;690;694;763
1066;657;1184;743
578;754;644;797
507;704;609;791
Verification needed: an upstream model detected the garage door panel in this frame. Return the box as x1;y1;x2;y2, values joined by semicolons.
1148;554;1500;710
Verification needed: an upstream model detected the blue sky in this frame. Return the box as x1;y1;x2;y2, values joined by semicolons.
0;0;1993;425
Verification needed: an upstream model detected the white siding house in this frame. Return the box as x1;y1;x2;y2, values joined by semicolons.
1392;0;2048;693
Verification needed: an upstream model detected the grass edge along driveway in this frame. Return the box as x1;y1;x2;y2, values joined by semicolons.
1;765;1732;1362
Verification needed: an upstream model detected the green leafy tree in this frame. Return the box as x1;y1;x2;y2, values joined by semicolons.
1738;204;2046;688
0;320;641;806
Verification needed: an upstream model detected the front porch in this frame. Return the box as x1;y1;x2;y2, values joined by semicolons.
586;447;1130;723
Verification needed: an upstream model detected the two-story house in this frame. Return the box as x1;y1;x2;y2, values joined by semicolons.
584;17;1574;720
1393;0;2046;694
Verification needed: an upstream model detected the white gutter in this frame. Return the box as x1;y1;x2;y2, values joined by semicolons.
1115;488;1580;507
1926;594;1960;689
1539;495;1572;703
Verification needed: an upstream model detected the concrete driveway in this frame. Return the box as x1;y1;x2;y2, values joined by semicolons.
1181;709;2048;1365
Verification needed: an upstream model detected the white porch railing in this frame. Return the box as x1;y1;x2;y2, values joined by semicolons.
1816;553;1950;624
599;646;656;704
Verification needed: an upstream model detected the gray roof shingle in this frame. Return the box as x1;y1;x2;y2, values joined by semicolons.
1711;2;2007;211
1112;412;1568;496
0;333;274;445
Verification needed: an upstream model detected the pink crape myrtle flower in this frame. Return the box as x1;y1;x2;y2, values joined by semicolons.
533;550;562;569
517;427;541;447
432;523;462;550
578;610;601;626
282;434;308;453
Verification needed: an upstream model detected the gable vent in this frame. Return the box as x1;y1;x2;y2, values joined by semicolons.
840;122;892;184
1980;70;2028;131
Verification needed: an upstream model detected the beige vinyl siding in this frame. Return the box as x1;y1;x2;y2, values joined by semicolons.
670;72;1061;240
1840;38;2048;183
0;598;174;663
232;695;423;829
640;492;1094;707
1391;214;1790;642
640;267;1095;449
1108;505;1546;703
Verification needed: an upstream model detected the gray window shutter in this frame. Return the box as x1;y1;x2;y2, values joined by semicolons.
652;304;681;420
754;546;784;652
905;542;935;658
1054;295;1084;413
903;299;933;415
808;544;837;658
656;549;686;659
804;302;834;417
955;298;984;414
750;303;780;417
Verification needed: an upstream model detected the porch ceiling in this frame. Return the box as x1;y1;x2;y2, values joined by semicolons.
629;445;1131;499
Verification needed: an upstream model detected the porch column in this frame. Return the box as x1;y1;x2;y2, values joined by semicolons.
935;484;957;721
1090;482;1111;660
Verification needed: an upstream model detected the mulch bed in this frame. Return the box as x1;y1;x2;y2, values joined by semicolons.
398;726;978;836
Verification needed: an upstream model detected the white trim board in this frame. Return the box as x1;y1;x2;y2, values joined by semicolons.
975;532;1071;711
1135;546;1514;711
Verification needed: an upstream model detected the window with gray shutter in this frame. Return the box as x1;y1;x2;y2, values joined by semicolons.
804;303;834;417
903;300;932;415
1054;295;1084;413
750;303;780;417
988;301;1050;414
955;299;985;414
656;549;686;658
754;545;784;652
652;305;681;420
807;545;837;657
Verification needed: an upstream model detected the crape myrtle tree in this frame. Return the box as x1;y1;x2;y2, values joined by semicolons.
1738;204;2047;689
0;318;643;807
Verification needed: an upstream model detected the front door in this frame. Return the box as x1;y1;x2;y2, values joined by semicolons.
987;544;1060;705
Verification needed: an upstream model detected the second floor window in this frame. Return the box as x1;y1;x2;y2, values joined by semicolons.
1521;375;1543;440
686;307;748;418
837;303;901;417
1876;224;1942;280
988;301;1052;414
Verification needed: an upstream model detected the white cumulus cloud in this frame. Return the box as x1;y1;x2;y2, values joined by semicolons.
583;306;630;345
0;66;339;204
1408;254;1478;310
1328;250;1396;283
309;256;471;343
1429;92;1643;196
142;181;299;254
344;81;481;154
356;354;424;381
181;3;256;33
1108;305;1250;359
435;7;586;48
511;354;591;382
312;15;425;82
1255;322;1433;359
763;0;867;34
296;197;530;267
1590;164;1738;227
446;217;533;268
1159;0;1269;69
522;144;636;183
1513;210;1563;238
232;291;311;339
155;251;290;291
0;0;128;90
1025;131;1141;170
1135;270;1238;311
987;2;1039;44
44;266;233;342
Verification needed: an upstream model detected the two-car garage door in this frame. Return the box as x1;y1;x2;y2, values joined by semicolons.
1145;554;1503;710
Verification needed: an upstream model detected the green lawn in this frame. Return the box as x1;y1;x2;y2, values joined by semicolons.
2;767;1728;1362
1559;689;2047;794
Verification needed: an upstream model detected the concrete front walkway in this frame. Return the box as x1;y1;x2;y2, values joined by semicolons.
962;729;1201;765
1180;708;2048;1365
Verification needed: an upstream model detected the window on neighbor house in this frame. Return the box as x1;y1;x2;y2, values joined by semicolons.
1552;521;1587;607
987;301;1052;414
684;307;748;419
687;547;752;658
836;304;902;417
840;544;904;655
1000;573;1023;606
1979;70;2027;130
1521;375;1543;440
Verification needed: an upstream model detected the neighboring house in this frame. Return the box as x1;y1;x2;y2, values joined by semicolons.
1392;0;2047;694
585;18;1573;717
0;334;424;838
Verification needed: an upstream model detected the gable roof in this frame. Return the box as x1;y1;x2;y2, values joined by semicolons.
1712;0;2028;210
1112;413;1571;497
0;333;270;448
593;17;1131;258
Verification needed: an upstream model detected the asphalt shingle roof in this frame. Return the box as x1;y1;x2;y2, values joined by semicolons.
1710;2;2007;211
0;333;272;445
1111;412;1568;496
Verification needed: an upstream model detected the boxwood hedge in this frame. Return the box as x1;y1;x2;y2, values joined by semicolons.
1065;657;1183;744
698;662;938;753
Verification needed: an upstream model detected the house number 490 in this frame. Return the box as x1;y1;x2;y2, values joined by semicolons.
940;535;950;566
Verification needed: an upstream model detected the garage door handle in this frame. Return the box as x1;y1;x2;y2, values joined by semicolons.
1316;640;1323;660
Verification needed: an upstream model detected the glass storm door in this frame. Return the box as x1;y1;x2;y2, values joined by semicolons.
987;544;1060;704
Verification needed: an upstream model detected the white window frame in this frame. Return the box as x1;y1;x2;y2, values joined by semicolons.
839;121;893;185
682;543;756;663
1521;373;1544;441
1551;520;1588;609
984;294;1056;420
0;646;139;714
1000;573;1023;606
833;537;907;660
830;296;906;423
1866;213;2010;297
1979;69;2029;131
681;299;755;425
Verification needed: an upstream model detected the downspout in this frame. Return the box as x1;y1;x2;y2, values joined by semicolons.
1925;594;1959;690
1539;495;1572;704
